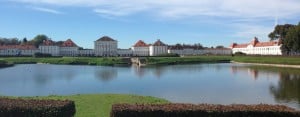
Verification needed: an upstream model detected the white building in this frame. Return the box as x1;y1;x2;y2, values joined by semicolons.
131;40;149;56
39;40;60;56
230;37;282;55
149;39;168;56
59;39;79;56
117;49;133;57
168;45;231;55
203;48;232;55
0;45;39;56
78;49;95;56
94;36;118;57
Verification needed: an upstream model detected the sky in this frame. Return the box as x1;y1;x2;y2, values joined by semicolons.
0;0;300;49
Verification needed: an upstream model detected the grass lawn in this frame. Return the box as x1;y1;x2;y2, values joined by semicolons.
1;55;300;66
145;56;232;65
0;57;127;66
4;94;169;117
232;56;300;65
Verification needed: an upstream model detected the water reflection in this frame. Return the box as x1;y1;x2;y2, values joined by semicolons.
231;65;278;80
231;65;300;108
270;72;300;107
1;63;300;109
95;67;117;82
132;64;204;79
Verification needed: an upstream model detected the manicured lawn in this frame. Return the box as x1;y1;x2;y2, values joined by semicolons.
3;94;169;117
1;55;300;66
232;56;300;65
0;59;13;68
0;57;127;66
145;56;232;65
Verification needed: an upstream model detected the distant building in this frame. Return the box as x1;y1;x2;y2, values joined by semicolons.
230;37;282;55
117;49;133;57
94;36;118;56
149;39;168;56
168;45;231;55
78;49;95;56
0;45;39;56
202;48;232;55
131;40;149;56
59;39;79;56
39;40;60;56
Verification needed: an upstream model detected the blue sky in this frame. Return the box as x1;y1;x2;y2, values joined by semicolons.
1;0;300;49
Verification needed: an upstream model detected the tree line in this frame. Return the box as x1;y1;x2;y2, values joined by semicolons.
0;34;50;47
269;22;300;55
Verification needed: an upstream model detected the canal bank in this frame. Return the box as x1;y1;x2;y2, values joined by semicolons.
232;61;300;69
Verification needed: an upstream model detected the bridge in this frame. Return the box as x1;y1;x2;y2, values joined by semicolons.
131;57;147;66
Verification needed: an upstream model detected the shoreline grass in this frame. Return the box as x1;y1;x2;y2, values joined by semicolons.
1;55;300;66
232;56;300;65
1;94;169;117
0;57;128;66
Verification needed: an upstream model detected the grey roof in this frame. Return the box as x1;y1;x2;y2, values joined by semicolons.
152;39;167;46
96;36;116;41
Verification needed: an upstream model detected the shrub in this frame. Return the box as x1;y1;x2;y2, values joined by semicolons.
0;98;75;117
33;52;52;58
111;103;300;117
234;52;246;56
156;53;180;57
0;60;7;64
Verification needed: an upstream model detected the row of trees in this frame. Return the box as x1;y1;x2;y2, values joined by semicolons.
269;23;300;55
0;34;50;47
172;43;225;49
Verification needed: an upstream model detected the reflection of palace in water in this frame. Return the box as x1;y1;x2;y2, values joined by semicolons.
230;66;279;80
231;65;300;107
132;64;206;78
132;64;167;78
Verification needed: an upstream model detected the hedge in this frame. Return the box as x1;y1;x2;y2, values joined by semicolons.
111;103;300;117
0;98;75;117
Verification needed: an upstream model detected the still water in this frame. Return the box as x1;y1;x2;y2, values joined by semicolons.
0;63;299;109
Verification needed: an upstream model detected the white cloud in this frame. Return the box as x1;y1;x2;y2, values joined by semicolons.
31;7;63;14
13;0;300;19
11;0;300;41
232;24;274;42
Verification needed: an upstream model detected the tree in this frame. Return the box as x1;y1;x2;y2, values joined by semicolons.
216;45;225;49
0;37;20;45
194;43;204;49
23;37;27;43
268;24;296;40
284;23;300;54
31;34;49;47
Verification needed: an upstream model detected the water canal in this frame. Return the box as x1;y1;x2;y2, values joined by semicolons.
0;63;299;109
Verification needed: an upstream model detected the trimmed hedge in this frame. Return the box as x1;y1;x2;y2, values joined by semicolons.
111;103;300;117
33;52;52;57
0;98;75;117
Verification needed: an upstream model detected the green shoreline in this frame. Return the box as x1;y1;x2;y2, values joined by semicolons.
1;56;300;67
1;94;169;117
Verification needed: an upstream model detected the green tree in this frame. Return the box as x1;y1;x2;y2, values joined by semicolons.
284;23;300;54
216;45;225;49
268;24;295;40
31;34;49;47
23;37;27;42
22;37;28;44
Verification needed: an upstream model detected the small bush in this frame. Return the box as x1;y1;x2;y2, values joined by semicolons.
156;53;180;57
0;60;7;64
111;103;300;117
0;98;75;117
234;52;246;56
33;52;52;58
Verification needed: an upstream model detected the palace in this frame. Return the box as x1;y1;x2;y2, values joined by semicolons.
2;36;283;57
230;37;282;55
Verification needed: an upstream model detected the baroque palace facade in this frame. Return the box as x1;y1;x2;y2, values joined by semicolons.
230;37;282;55
1;36;283;57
